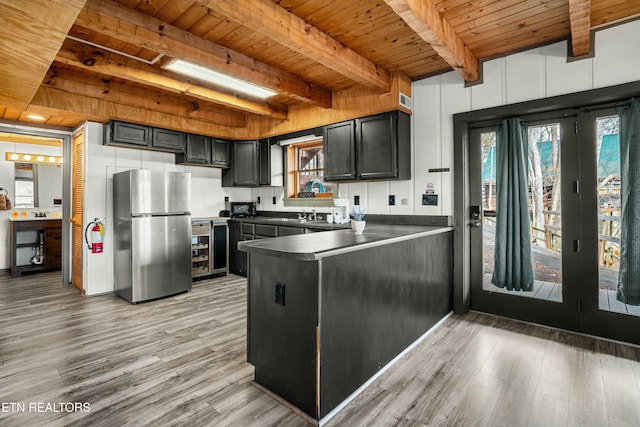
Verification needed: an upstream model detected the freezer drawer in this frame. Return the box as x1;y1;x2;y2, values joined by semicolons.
129;215;192;302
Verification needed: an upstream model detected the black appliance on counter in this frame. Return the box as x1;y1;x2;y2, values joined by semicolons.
230;202;257;217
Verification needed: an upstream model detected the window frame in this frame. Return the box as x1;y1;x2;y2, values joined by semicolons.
283;137;337;207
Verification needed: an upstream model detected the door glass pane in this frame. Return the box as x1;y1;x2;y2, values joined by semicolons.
595;116;639;316
482;124;563;302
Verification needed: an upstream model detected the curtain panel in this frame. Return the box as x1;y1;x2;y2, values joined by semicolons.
491;118;535;291
616;98;640;305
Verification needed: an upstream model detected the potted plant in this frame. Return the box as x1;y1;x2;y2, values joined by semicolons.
350;206;366;234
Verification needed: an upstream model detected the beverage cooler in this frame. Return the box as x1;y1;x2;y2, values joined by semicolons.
191;219;228;279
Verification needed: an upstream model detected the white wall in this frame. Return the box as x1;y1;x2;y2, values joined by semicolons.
0;142;63;269
254;20;640;217
82;123;250;296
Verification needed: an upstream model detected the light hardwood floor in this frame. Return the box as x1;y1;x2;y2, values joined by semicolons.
1;272;639;427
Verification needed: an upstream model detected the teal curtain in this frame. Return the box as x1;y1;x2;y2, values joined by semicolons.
616;98;640;305
491;118;535;291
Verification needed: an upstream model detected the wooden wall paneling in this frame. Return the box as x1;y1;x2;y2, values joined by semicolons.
170;2;212;30
205;0;391;92
30;86;248;139
153;0;198;23
384;0;479;82
447;0;564;28
477;24;571;62
55;39;287;119
461;4;569;49
240;72;412;140
569;0;592;57
79;0;332;108
0;0;87;110
131;0;172;17
591;0;640;28
45;65;247;127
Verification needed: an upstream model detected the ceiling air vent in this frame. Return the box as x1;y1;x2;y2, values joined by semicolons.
399;92;412;111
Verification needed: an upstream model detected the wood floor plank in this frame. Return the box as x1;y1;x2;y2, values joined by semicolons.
2;272;640;427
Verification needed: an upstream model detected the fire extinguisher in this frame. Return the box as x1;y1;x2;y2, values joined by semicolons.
85;218;105;254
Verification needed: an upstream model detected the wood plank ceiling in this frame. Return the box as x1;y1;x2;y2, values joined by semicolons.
0;0;638;138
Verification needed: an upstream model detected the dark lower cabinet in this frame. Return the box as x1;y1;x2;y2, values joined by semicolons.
10;220;62;278
228;221;246;276
229;220;325;276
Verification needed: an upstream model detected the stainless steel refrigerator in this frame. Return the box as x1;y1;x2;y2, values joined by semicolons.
113;170;192;303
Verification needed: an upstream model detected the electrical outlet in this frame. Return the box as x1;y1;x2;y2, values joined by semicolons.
354;195;360;205
401;198;409;205
275;283;285;306
224;196;229;203
389;195;396;206
272;196;277;205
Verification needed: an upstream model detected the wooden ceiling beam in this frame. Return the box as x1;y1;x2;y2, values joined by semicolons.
44;65;246;128
569;0;592;56
204;0;391;92
383;0;479;83
31;86;244;138
55;40;287;119
0;0;87;110
0;133;62;147
77;0;332;108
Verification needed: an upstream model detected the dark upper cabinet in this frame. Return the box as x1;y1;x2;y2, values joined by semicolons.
105;121;151;148
176;133;211;165
223;140;259;187
356;113;398;180
259;138;271;186
212;139;230;167
223;139;283;187
151;127;185;152
323;120;356;181
323;111;410;182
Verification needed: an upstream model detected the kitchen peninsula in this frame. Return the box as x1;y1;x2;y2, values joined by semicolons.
239;223;452;421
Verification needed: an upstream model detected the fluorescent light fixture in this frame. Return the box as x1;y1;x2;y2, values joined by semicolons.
164;59;277;99
6;152;63;164
26;114;46;121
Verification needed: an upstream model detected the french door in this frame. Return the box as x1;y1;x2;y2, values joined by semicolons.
469;109;640;345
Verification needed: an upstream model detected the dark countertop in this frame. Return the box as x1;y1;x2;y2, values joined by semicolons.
238;223;452;261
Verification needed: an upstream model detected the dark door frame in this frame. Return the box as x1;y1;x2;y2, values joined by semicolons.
454;81;640;344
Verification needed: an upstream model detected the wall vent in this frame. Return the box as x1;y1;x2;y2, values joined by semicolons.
399;92;412;111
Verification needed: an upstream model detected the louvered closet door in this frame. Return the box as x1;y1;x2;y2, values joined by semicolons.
71;130;85;293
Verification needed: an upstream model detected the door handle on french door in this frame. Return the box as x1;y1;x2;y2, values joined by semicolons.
470;220;481;228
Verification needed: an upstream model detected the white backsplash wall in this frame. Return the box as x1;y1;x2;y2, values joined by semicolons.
82;122;250;296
